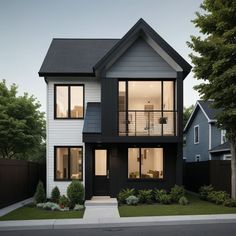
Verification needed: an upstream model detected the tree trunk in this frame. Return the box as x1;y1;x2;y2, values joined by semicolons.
231;140;236;199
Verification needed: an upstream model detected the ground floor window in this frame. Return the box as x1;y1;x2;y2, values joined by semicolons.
55;146;83;180
128;148;163;179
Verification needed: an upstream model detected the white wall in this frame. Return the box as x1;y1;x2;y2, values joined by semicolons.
46;77;101;197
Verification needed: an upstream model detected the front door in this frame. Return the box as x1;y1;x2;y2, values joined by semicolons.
93;149;109;196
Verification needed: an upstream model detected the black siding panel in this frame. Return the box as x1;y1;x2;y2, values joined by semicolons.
101;78;118;136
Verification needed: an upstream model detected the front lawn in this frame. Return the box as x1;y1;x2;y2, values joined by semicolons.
0;205;84;221
119;194;236;217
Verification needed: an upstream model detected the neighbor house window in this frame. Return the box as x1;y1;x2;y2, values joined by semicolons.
194;125;199;144
128;148;163;179
221;130;227;144
55;146;83;180
223;154;231;160
195;154;200;162
55;85;84;119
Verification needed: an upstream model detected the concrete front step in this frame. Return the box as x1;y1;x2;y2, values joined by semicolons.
85;196;118;207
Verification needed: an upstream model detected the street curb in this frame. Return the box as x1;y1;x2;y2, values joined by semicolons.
1;214;236;231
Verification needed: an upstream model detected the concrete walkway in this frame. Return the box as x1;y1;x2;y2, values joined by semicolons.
0;198;33;217
84;196;120;219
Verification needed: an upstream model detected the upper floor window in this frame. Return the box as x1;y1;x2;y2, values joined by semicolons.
55;85;84;119
194;125;199;144
221;130;227;144
118;80;176;136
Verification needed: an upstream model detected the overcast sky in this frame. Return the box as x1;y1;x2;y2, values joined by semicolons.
0;0;203;112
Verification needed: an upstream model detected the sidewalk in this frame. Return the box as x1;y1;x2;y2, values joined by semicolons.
1;214;236;231
0;198;33;217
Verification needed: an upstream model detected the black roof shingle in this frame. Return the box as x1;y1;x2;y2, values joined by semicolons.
39;39;119;76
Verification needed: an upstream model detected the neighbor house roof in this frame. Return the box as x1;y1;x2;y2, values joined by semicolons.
83;102;101;134
39;18;191;78
184;100;221;132
209;142;230;153
38;39;119;76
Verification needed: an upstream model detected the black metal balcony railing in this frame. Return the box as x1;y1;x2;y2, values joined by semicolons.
119;110;177;136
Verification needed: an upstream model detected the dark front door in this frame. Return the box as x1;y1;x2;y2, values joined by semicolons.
93;149;109;196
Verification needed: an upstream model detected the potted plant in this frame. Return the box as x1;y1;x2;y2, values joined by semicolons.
159;117;167;124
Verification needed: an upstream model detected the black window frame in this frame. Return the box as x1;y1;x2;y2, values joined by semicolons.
54;84;85;119
118;79;176;136
54;146;83;181
127;147;164;180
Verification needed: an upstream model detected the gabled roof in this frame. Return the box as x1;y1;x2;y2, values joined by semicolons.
39;18;191;78
95;18;191;78
184;100;220;132
39;39;119;76
209;141;230;153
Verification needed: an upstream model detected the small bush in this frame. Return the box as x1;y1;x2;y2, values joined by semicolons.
126;195;139;205
153;189;167;203
73;204;84;211
51;186;60;203
179;196;189;205
137;190;153;204
59;195;69;208
118;188;135;204
170;185;185;203
36;203;44;208
67;180;85;208
199;185;214;200
42;202;60;211
223;199;236;207
207;191;230;205
34;181;46;204
159;194;172;204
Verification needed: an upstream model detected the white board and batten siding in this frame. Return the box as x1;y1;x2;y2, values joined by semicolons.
106;38;177;78
46;77;101;197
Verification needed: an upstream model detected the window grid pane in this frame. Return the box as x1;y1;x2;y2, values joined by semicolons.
56;148;69;179
70;86;84;118
70;148;83;179
56;86;68;118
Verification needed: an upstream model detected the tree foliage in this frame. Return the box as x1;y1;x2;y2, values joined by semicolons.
187;0;236;197
0;80;45;161
183;105;194;128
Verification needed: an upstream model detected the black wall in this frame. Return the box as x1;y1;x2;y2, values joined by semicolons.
85;143;178;199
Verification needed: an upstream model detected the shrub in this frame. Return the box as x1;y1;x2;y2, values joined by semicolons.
199;185;214;200
159;194;172;204
179;196;189;205
153;189;167;203
207;191;230;205
42;202;60;211
67;180;85;208
59;195;69;208
137;190;153;204
34;181;46;204
170;185;185;202
126;195;139;205
36;203;44;208
118;188;135;204
223;199;236;207
51;186;60;203
73;204;84;211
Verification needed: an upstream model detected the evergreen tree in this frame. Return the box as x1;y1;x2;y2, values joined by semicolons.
187;0;236;197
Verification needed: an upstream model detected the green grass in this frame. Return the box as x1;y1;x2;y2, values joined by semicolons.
0;205;84;221
119;194;236;217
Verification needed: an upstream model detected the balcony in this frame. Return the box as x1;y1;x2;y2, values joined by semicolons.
119;110;177;136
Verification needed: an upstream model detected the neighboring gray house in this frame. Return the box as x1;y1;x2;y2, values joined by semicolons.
184;100;231;162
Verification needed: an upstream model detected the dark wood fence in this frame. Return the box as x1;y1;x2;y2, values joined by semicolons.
184;160;231;194
0;159;46;208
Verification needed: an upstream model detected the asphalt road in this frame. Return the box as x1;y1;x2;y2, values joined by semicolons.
1;222;236;236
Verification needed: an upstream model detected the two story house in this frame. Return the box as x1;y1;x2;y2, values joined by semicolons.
39;19;191;199
184;100;231;162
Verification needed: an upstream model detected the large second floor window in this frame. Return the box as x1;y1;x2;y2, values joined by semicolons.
55;85;84;119
118;81;176;136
